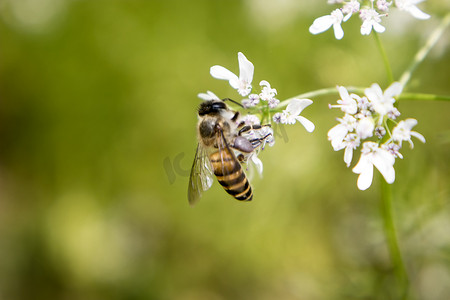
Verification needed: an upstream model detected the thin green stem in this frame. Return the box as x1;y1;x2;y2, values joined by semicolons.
278;86;365;108
373;31;394;83
383;118;393;140
278;88;450;109
398;92;450;101
380;180;409;298
400;13;450;88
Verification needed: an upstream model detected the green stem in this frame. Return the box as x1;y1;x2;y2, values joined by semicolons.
380;180;409;297
278;86;365;108
400;13;450;88
398;92;450;101
374;31;394;83
278;88;450;109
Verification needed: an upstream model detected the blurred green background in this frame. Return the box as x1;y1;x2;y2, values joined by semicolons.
1;0;449;299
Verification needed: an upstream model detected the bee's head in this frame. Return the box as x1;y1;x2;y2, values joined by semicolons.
198;100;227;116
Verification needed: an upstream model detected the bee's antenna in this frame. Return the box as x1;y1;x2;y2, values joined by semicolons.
222;98;244;108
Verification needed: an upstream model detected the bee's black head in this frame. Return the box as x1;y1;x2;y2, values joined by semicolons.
198;100;227;116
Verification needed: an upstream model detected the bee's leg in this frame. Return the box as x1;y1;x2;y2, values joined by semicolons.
231;111;240;122
238;124;272;136
239;125;256;136
248;133;272;149
238;124;273;149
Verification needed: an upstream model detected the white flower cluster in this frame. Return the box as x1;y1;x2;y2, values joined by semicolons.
199;52;315;175
310;0;430;39
328;82;425;190
208;52;286;112
207;52;314;132
202;52;316;132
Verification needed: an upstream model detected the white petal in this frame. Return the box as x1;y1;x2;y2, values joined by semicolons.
407;5;430;20
353;157;374;190
251;155;263;175
309;16;334;34
385;82;403;99
238;52;254;85
328;124;348;150
352;154;370;174
338;86;350;101
373;22;386;33
403;118;418;130
210;66;239;88
344;146;354;167
365;84;383;102
333;23;344;39
259;80;270;87
198;90;220;101
287;98;313;116
343;13;352;22
360;23;372;35
411;131;426;143
372;151;395;184
357;167;373;190
295;116;315;132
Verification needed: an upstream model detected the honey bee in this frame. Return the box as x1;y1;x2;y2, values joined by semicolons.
188;98;272;205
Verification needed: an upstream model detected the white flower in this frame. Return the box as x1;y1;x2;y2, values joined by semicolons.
356;116;375;139
328;114;357;150
356;96;371;112
309;9;345;40
329;86;358;114
342;133;361;167
242;114;261;126
242;94;260;108
352;142;396;190
210;52;254;96
198;90;220;101
382;142;403;159
259;80;277;101
273;112;287;124
377;0;392;12
395;0;430;20
392;118;426;148
375;125;387;139
268;98;280;109
365;82;403;123
360;8;386;35
278;99;315;132
387;107;401;120
259;80;279;108
342;0;361;21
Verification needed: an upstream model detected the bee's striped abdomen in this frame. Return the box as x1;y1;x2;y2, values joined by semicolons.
210;150;253;201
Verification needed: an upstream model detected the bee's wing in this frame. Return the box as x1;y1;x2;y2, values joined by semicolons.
188;144;214;206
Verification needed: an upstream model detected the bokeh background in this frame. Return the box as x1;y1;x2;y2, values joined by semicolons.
1;1;449;299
